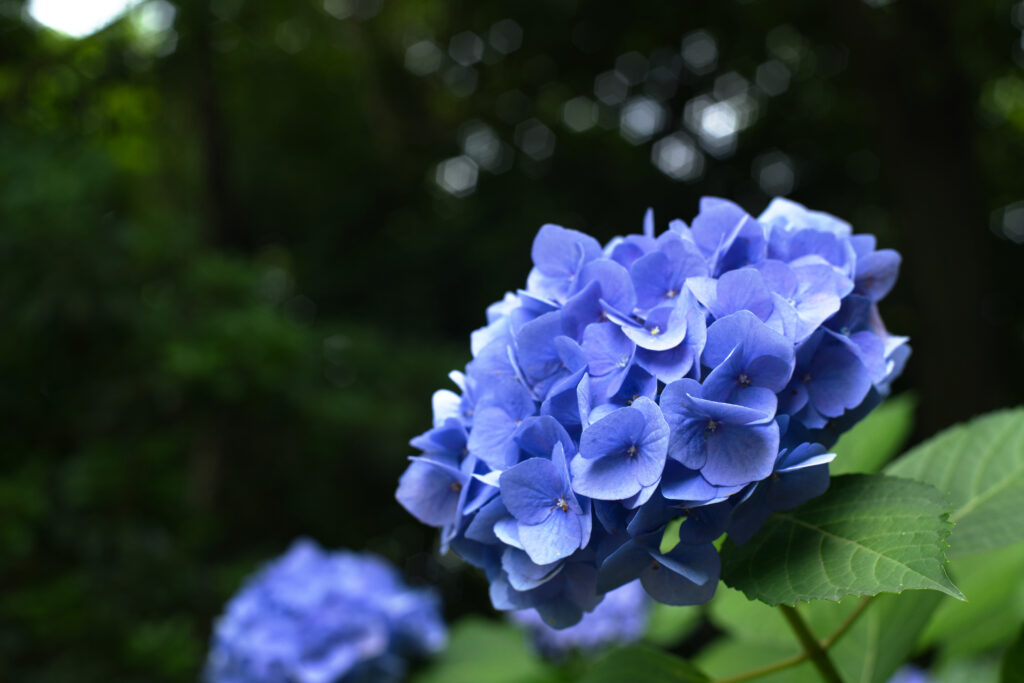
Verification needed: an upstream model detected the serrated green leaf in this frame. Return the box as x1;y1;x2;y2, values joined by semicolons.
831;393;916;475
577;645;709;683
411;618;557;683
887;407;1024;556
720;474;962;605
1001;625;1024;683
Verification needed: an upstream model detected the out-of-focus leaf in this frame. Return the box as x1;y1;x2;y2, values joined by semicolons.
1001;625;1024;683
922;542;1024;657
721;474;961;605
577;645;709;683
696;639;818;683
708;586;941;683
411;618;557;683
934;655;1001;683
821;591;943;683
831;393;916;475
645;603;701;647
888;408;1024;556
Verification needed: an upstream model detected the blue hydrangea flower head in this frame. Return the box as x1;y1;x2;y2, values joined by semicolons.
397;197;907;626
204;538;446;683
511;580;650;658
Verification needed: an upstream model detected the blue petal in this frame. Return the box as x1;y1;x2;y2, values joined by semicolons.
502;547;564;592
701;421;779;486
806;341;872;418
514;310;568;394
467;405;523;469
579;405;646;460
855;248;901;301
765;463;830;511
514;415;575;460
465;496;511;545
577;258;637;315
582;322;636;378
620;304;689;351
660;460;741;502
395;456;468;527
640;543;721;605
595;540;651;594
713;268;774;321
500;458;564;525
569;454;645;500
531;224;603;278
519;509;586;565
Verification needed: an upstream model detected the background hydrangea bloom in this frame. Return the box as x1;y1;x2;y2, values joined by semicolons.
204;538;446;683
397;197;907;627
510;581;649;659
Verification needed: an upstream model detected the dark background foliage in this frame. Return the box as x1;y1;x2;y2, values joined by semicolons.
1;0;1022;679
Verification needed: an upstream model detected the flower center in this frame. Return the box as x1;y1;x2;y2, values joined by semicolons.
705;419;719;435
449;481;462;493
649;325;662;336
738;372;751;386
555;496;569;513
626;444;639;458
665;288;678;299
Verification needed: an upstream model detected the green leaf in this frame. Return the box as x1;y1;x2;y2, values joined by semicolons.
887;407;1024;556
696;639;818;683
823;591;943;683
707;587;941;683
1001;625;1024;683
660;517;684;554
922;541;1024;658
934;656;1001;683
831;393;916;475
577;645;709;683
720;473;962;605
644;603;701;647
411;618;557;683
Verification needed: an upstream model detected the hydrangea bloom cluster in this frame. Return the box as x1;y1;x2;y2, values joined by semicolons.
397;197;907;627
204;538;447;683
511;580;649;659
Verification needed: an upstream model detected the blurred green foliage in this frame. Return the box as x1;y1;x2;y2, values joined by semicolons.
1;0;1023;680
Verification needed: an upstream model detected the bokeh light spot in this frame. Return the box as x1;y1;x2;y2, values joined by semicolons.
435;156;479;197
405;40;443;76
619;96;666;145
652;133;704;181
681;30;718;75
515;119;556;161
27;0;140;38
562;96;598;133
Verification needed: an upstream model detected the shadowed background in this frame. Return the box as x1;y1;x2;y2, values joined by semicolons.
1;0;1022;679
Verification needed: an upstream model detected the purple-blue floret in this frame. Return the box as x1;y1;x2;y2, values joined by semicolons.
204;538;447;683
511;580;650;658
396;197;908;627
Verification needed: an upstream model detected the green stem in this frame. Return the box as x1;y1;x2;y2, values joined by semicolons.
713;596;874;683
714;653;807;683
778;605;844;683
821;596;874;649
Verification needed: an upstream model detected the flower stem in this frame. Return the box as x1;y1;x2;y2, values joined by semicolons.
714;653;807;683
821;596;874;649
713;596;874;683
778;605;844;683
